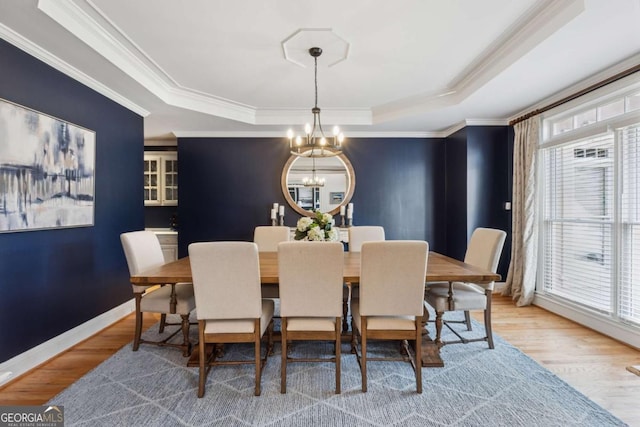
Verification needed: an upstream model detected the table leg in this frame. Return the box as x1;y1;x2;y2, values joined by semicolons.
420;304;444;367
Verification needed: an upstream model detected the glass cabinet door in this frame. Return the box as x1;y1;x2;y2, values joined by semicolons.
143;156;161;205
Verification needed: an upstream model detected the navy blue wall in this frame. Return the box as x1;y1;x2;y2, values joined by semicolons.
444;126;512;278
445;128;468;261
0;39;144;362
177;137;446;257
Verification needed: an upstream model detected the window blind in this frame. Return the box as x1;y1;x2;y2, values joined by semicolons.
542;135;614;314
620;125;640;325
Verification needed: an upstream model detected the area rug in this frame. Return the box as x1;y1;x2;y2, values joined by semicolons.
48;313;626;426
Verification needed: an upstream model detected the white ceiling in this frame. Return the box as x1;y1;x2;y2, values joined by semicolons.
0;0;639;140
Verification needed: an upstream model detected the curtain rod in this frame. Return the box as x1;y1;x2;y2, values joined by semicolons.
509;64;640;127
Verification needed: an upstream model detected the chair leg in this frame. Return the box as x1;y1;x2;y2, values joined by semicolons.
255;319;261;396
133;296;143;351
350;317;357;354
464;311;472;331
485;291;494;349
280;318;287;394
361;316;367;393
415;318;422;394
159;313;167;333
181;314;191;357
435;311;444;344
267;320;274;356
197;321;206;398
335;317;341;394
342;293;349;333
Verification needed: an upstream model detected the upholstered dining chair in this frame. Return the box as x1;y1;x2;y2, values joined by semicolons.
351;240;428;393
120;230;195;356
345;226;385;330
348;226;385;252
424;227;506;349
254;226;290;252
278;241;344;394
188;241;274;397
254;226;290;300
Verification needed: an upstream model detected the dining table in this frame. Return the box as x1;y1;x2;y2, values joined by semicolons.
130;251;501;367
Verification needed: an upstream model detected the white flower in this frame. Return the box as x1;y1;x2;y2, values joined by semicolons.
327;228;339;241
297;217;313;232
307;227;325;241
322;213;332;225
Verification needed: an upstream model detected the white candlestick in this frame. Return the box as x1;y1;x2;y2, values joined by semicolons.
273;202;279;211
340;206;345;216
279;205;285;216
270;208;276;219
347;203;354;219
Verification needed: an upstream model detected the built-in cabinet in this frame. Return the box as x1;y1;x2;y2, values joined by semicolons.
144;152;178;206
153;231;178;262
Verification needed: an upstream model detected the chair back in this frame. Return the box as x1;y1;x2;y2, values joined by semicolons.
188;242;262;320
464;228;507;289
121;230;165;293
360;241;428;316
348;226;385;252
254;226;290;252
278;241;344;317
464;228;507;291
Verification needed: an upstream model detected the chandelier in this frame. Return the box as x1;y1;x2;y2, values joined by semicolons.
287;47;344;158
302;156;325;187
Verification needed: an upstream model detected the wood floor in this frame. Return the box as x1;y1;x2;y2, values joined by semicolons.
1;295;639;425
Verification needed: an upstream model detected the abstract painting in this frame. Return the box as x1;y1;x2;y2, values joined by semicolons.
0;98;95;232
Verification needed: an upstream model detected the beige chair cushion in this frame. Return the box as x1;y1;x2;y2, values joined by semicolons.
139;283;196;315
348;226;385;252
189;242;262;320
254;226;290;252
359;241;428;316
425;283;487;312
285;317;337;332
204;299;274;336
351;301;416;332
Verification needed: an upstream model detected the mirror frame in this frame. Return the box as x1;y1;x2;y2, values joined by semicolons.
281;149;356;217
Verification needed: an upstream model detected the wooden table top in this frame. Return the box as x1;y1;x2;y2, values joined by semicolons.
130;251;500;285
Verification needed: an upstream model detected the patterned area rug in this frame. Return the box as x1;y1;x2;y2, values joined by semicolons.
48;312;626;426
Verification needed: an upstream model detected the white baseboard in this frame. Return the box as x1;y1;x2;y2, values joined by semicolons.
533;294;640;350
0;299;135;386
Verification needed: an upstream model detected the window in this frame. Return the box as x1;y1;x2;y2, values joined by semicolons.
540;83;640;330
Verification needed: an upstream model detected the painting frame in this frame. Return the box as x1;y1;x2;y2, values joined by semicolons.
329;191;344;204
0;97;96;233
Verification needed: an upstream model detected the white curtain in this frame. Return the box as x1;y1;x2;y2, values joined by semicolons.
503;117;539;306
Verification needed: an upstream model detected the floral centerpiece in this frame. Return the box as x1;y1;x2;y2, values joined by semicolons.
294;210;339;241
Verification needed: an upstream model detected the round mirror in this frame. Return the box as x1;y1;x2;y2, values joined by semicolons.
281;149;355;217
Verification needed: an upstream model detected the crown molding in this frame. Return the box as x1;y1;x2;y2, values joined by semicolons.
172;130;442;139
0;22;149;116
508;52;640;122
255;108;372;125
450;0;585;98
171;121;514;140
39;0;256;123
36;0;584;127
373;0;584;124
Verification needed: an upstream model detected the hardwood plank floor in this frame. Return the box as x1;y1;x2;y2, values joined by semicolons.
1;296;638;425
